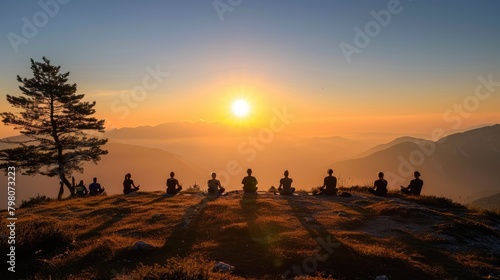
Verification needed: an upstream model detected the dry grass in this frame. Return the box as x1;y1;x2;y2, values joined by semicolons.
1;191;499;280
118;257;246;280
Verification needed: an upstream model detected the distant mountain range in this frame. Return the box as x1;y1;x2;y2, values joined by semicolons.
2;123;499;209
331;124;500;201
355;136;430;158
103;122;375;192
470;192;500;210
106;121;259;139
0;141;204;204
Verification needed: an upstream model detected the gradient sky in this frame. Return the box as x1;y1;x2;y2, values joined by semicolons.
1;0;500;138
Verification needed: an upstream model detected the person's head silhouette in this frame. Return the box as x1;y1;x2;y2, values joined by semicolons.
125;173;131;180
284;170;289;177
79;180;84;185
378;172;384;179
170;172;175;178
93;177;97;183
328;169;333;176
247;168;252;175
211;172;217;179
414;171;421;178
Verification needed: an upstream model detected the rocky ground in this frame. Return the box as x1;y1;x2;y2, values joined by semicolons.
1;190;499;279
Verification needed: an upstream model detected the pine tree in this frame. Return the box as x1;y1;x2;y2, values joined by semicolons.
1;57;108;198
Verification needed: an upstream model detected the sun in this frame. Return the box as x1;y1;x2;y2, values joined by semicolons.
231;99;250;117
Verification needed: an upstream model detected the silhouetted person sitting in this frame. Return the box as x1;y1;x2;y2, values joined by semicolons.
401;171;423;196
369;172;388;197
207;172;225;195
75;180;88;197
317;169;338;195
123;173;140;195
89;177;105;196
279;170;295;195
242;168;258;193
166;171;183;195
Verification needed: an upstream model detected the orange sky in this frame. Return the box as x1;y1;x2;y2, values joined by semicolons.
1;72;499;141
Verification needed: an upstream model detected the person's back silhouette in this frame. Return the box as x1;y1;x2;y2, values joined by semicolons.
318;169;337;195
242;168;258;193
75;180;88;197
166;171;183;195
369;172;387;197
279;170;295;195
207;172;225;195
123;173;140;195
89;177;104;196
401;171;423;195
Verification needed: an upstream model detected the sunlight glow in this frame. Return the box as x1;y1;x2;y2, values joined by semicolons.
231;99;250;117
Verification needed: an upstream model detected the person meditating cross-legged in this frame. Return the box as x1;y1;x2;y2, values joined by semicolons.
278;170;295;195
207;172;225;195
401;171;423;196
123;173;140;195
89;177;105;196
75;180;88;197
242;168;258;193
317;169;338;195
166;171;183;195
369;172;388;197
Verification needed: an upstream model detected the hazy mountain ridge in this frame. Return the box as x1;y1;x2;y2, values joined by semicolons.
0;141;204;204
465;190;500;204
106;121;260;139
103;121;377;192
355;136;430;158
332;125;500;202
471;193;500;211
2;124;499;208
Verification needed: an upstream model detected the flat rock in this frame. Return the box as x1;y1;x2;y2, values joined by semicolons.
130;241;156;251
213;261;234;272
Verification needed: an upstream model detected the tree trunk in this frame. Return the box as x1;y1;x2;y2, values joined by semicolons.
59;173;74;196
57;180;64;200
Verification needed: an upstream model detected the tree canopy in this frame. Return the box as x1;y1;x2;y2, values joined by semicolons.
1;57;108;197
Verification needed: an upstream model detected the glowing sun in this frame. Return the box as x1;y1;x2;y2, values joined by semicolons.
231;99;250;117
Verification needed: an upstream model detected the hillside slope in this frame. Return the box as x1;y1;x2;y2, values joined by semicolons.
0;141;204;204
332;125;500;200
1;191;499;280
355;136;430;158
471;193;500;211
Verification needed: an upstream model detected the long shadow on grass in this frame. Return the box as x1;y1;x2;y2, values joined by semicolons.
282;196;435;279
143;193;176;205
83;194;121;206
282;195;345;278
54;208;132;278
159;196;214;255
90;195;213;278
188;193;292;278
118;196;213;261
229;193;284;276
78;207;131;240
392;229;479;279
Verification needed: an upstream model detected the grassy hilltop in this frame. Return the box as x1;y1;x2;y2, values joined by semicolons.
2;190;499;280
